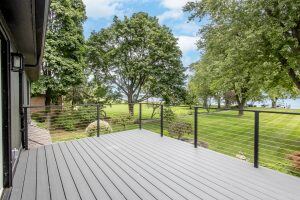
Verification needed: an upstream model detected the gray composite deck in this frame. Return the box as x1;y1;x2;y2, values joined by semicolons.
9;129;300;200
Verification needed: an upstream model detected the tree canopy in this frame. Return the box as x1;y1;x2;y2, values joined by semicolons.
32;0;86;105
87;12;186;114
184;0;300;113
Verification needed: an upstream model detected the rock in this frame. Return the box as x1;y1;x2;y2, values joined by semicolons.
85;120;112;136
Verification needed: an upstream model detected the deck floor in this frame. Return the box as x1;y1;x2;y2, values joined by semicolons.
9;129;300;200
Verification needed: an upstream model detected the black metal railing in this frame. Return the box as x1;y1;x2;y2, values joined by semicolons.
22;103;141;149
22;103;300;176
192;106;300;176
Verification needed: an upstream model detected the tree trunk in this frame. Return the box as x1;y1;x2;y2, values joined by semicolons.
128;103;134;116
236;95;246;116
203;97;208;109
217;97;221;109
45;88;51;106
271;98;278;108
225;99;230;108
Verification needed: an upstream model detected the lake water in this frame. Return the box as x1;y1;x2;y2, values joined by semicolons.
254;98;300;109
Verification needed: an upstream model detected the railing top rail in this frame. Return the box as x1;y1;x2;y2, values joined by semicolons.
22;104;100;108
194;106;300;115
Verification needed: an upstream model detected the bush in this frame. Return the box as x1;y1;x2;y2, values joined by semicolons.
110;115;134;130
168;121;192;139
31;111;47;123
85;120;113;136
53;113;78;131
163;108;176;123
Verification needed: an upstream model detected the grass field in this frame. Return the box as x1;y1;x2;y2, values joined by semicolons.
42;104;300;176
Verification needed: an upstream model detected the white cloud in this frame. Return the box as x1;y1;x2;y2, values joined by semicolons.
176;35;198;54
160;0;191;10
158;0;194;23
158;10;183;23
174;21;199;35
83;0;124;19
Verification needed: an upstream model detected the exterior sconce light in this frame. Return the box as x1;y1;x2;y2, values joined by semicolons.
11;53;24;72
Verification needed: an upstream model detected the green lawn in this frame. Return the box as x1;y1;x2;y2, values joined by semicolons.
45;104;300;176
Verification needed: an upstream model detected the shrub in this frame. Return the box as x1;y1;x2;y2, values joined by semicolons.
31;111;47;123
111;115;134;130
168;121;192;139
85;120;113;136
163;108;176;123
53;113;77;131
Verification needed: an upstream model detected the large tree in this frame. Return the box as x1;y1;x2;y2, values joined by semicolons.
32;0;86;105
184;0;300;91
184;0;300;114
87;12;185;115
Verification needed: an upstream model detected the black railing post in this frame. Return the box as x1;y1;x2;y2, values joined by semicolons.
24;107;28;150
139;103;142;130
254;111;259;168
194;107;198;148
96;104;100;137
160;104;163;137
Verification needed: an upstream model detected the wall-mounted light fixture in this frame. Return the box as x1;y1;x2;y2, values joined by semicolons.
11;53;24;72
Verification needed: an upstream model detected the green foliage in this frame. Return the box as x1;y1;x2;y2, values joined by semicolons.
168;121;193;139
87;12;185;114
111;115;134;130
163;108;176;123
184;0;300;107
32;0;87;104
53;113;77;131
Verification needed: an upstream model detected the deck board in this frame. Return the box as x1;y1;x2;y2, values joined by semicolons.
44;145;66;200
9;151;28;200
9;129;300;200
52;144;81;200
36;147;51;200
21;149;37;200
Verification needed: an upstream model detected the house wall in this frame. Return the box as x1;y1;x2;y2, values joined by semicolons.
10;71;30;151
0;14;32;193
10;72;21;151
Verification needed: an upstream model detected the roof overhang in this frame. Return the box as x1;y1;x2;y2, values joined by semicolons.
0;0;50;81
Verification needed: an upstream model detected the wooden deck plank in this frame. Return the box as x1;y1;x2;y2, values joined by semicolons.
71;140;126;200
84;138;173;200
36;147;51;200
9;129;300;200
52;143;81;200
108;131;274;200
81;137;185;200
9;151;29;200
140;130;300;196
82;138;157;200
117;130;295;199
58;142;97;200
142;130;300;188
88;137;220;200
64;141;111;200
117;130;300;200
103;133;257;200
98;135;250;200
44;145;66;200
21;149;37;200
77;139;142;200
84;138;195;200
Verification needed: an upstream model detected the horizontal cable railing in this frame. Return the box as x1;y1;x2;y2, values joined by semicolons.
139;104;300;177
22;103;300;177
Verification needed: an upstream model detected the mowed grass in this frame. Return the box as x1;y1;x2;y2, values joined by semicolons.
49;104;300;176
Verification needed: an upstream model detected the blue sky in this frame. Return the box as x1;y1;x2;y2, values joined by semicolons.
82;0;205;71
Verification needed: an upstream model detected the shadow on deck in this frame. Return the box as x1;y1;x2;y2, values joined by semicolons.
9;129;300;200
